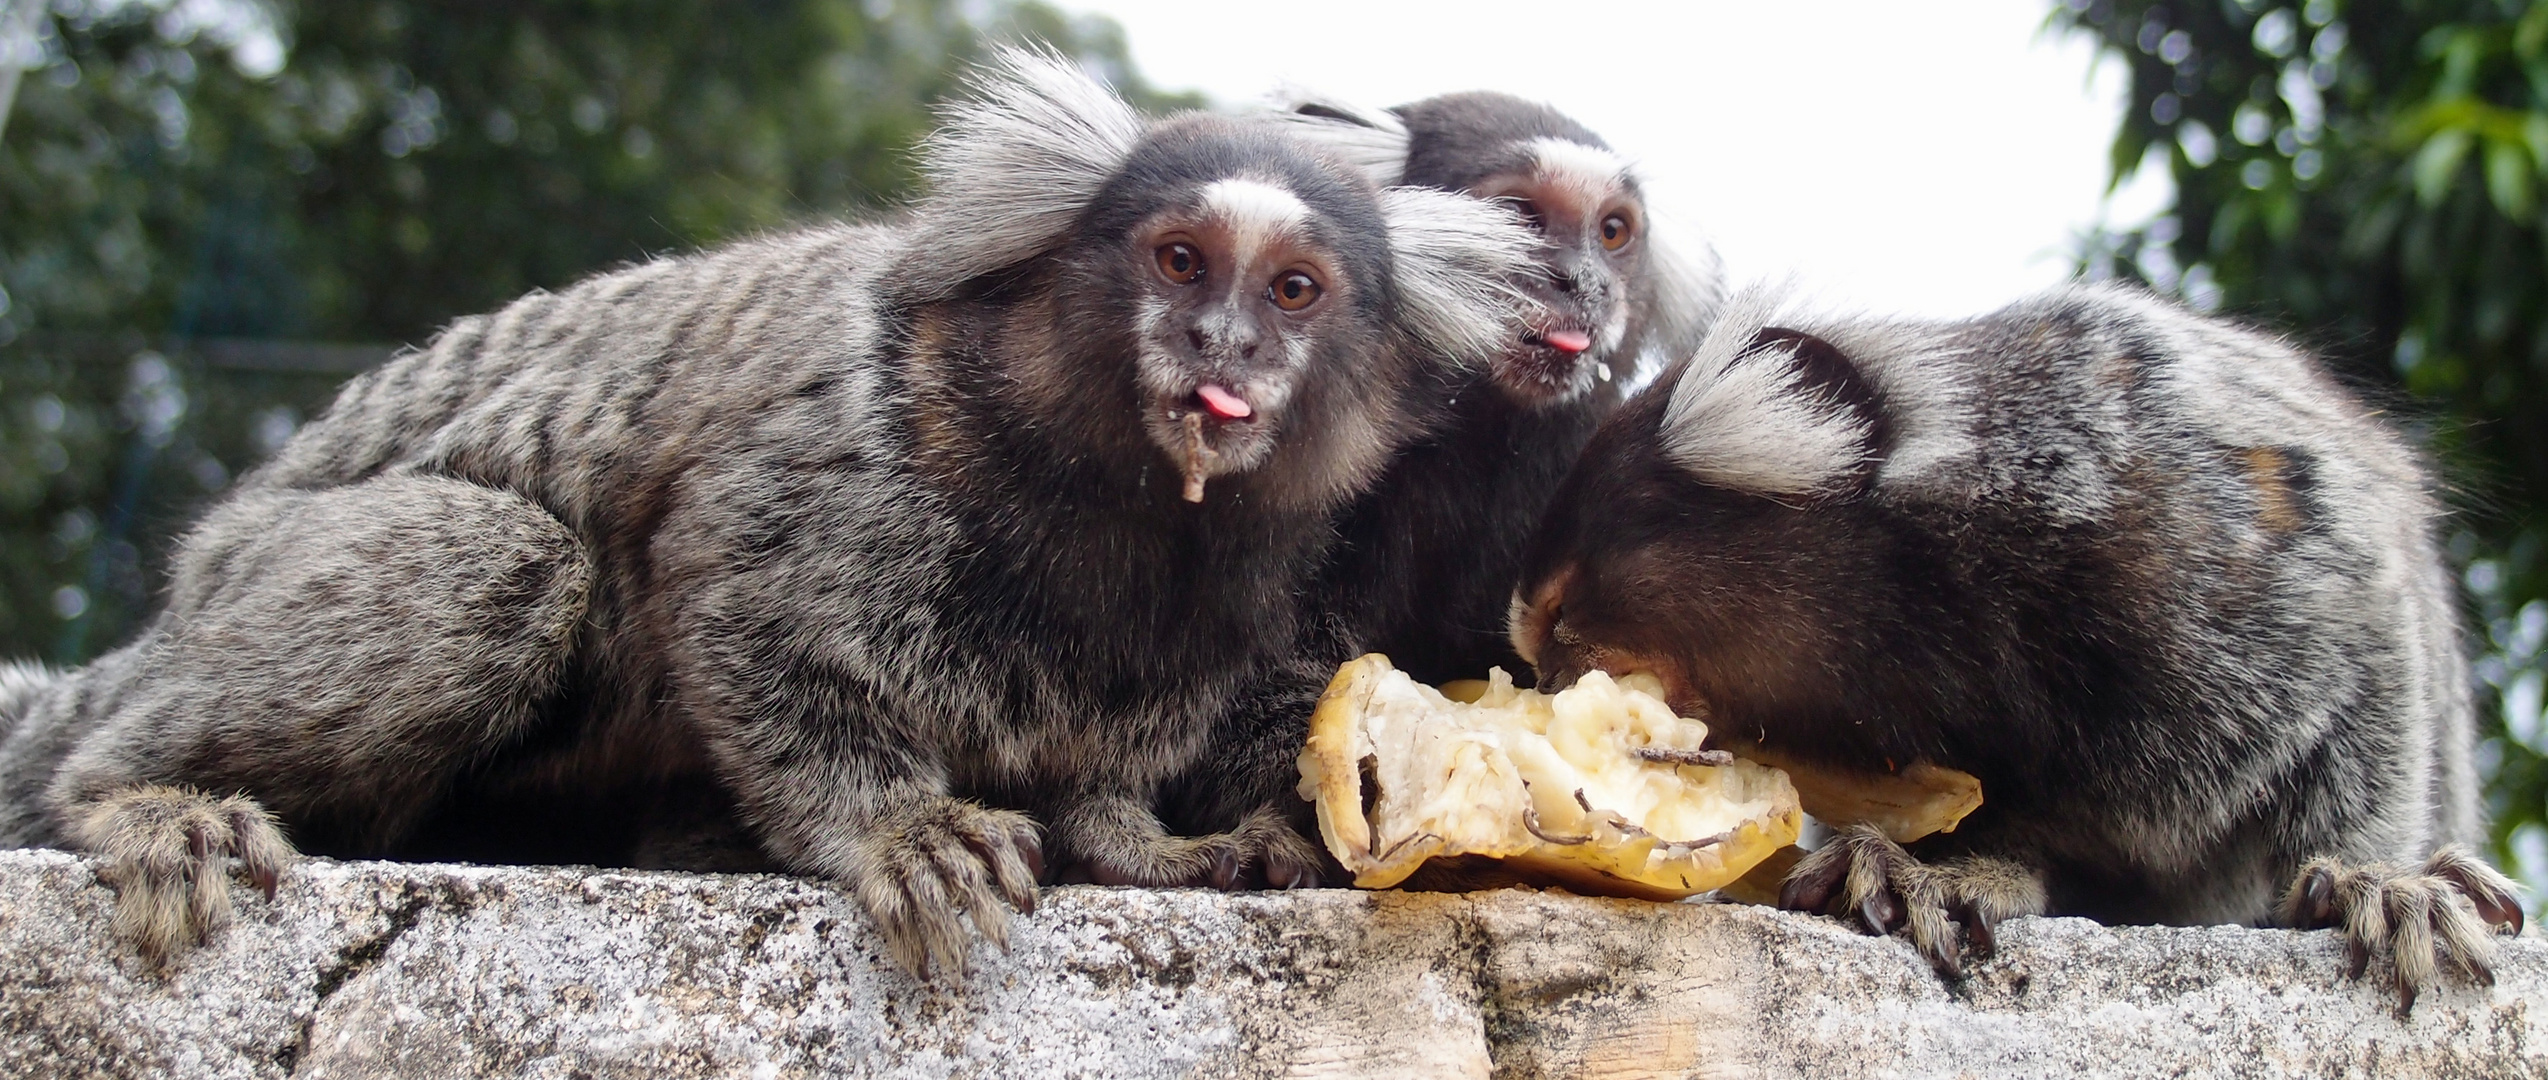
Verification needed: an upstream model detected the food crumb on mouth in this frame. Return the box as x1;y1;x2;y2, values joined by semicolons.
1180;412;1213;502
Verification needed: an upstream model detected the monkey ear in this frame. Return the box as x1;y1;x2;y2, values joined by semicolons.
1628;203;1728;376
902;46;1146;299
1259;84;1410;187
1375;186;1541;363
1659;295;1885;500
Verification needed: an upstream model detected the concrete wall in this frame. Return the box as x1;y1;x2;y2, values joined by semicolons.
0;848;2538;1079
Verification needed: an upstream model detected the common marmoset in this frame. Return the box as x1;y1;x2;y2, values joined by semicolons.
1151;92;1725;850
1510;286;2522;1007
0;53;1542;977
1276;90;1721;684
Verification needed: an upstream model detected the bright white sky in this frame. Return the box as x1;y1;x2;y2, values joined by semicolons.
1055;0;2171;319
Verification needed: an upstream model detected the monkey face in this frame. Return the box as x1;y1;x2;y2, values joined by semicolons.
1509;461;1864;728
1461;138;1649;406
1122;176;1368;496
1506;406;1710;703
1510;329;1891;726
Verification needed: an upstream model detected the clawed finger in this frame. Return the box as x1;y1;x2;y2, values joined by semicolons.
1780;827;2046;980
1777;847;1847;913
2426;846;2523;935
1856;891;1901;936
1256;826;1326;890
958;818;1041;917
927;832;1010;951
69;786;299;966
2282;848;2522;1012
1953;898;1999;957
1210;848;1251;891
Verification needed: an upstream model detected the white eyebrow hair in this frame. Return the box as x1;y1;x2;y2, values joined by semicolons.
1525;137;1631;208
1200;178;1311;257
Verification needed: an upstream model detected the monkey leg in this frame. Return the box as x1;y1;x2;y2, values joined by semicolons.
2277;845;2523;1012
44;475;592;963
1049;794;1323;891
1124;656;1334;891
1779;824;2048;978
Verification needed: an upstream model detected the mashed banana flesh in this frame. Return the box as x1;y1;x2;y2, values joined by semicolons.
1299;654;1803;899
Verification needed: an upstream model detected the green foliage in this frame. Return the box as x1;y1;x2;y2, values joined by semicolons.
2056;0;2548;905
0;0;1194;663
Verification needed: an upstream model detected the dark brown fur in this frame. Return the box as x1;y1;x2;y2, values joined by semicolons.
1514;288;2517;1004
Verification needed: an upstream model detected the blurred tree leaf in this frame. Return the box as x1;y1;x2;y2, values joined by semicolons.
2057;0;2548;912
0;0;1197;662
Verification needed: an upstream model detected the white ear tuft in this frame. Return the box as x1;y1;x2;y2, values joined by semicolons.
1632;201;1728;372
905;46;1147;297
1377;187;1538;364
0;660;60;724
1258;84;1410;187
1660;290;1873;499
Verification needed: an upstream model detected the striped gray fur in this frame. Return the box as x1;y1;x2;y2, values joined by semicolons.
0;56;1543;978
1513;284;2515;997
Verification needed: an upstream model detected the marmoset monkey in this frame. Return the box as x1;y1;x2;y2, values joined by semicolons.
0;52;1542;978
1157;90;1723;867
1511;286;2522;1008
1274;90;1721;684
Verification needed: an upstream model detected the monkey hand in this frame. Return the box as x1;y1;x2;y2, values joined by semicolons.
842;796;1043;980
1056;801;1325;891
64;784;295;966
1778;823;2046;978
2278;846;2523;1013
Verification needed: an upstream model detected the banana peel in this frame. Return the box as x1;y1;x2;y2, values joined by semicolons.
1722;741;1981;845
1299;654;1985;901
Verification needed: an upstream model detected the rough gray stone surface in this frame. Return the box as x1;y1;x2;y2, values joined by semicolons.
0;847;2538;1079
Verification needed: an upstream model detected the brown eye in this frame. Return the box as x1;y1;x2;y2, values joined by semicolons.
1269;270;1321;312
1500;196;1547;232
1601;212;1634;251
1156;242;1203;284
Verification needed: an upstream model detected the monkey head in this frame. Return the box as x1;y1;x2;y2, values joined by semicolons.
1053;115;1529;506
1394;93;1674;406
1510;320;1894;730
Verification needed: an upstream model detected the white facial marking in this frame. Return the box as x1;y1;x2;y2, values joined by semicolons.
1200;178;1310;262
1525;137;1630;212
1133;294;1188;400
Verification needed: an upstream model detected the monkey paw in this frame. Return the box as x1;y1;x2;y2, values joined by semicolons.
1778;823;2046;978
2278;845;2524;1012
64;785;294;965
844;797;1042;980
1068;804;1325;891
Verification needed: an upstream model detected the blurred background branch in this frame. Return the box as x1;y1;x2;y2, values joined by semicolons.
0;0;1192;664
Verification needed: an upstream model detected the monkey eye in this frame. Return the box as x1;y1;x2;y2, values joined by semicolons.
1268;270;1322;312
1497;195;1547;232
1600;212;1634;251
1156;242;1204;284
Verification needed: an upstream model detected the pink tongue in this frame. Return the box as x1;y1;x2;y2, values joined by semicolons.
1197;383;1253;420
1543;330;1593;354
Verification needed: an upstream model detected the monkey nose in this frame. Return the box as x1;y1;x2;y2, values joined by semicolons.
1530;650;1589;694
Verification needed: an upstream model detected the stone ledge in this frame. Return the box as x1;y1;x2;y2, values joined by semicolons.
0;848;2538;1079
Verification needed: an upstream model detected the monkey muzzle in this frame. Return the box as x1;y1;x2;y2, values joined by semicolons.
1500;319;1611;405
1158;380;1271;503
